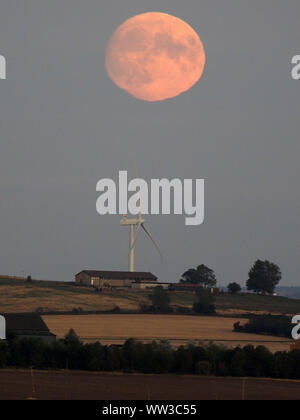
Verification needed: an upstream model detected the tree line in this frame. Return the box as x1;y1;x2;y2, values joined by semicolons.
181;259;282;295
21;259;284;317
0;330;300;379
144;258;283;316
139;287;217;315
234;315;292;338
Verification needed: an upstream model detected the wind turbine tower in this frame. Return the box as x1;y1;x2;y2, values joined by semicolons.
120;195;162;272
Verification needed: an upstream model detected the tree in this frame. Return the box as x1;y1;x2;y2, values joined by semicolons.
181;264;217;288
149;287;171;313
227;282;241;295
193;289;216;315
247;260;281;295
62;329;86;370
63;329;82;348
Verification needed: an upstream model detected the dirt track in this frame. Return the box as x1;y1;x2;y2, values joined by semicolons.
0;370;299;400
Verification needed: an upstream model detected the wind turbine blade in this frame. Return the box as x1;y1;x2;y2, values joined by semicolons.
129;223;142;252
141;223;164;262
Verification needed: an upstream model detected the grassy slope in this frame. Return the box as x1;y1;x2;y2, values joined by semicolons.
170;291;300;315
0;278;300;315
0;279;144;313
216;293;300;314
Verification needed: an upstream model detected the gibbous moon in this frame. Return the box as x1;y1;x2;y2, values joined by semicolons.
105;12;206;101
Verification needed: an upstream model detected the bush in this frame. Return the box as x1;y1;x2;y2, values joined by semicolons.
71;307;83;314
193;289;216;315
227;282;242;295
139;303;155;314
175;306;192;315
149;288;171;313
35;307;44;314
0;341;9;368
195;360;211;375
234;315;291;338
193;302;216;315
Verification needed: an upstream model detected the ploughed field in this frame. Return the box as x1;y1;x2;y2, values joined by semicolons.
43;314;292;352
0;369;300;400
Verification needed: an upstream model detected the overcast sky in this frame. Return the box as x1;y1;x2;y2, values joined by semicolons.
0;0;299;286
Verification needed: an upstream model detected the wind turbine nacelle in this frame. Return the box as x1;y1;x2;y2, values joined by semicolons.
120;217;144;226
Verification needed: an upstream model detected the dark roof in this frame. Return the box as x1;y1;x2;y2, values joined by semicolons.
4;313;54;334
77;270;157;281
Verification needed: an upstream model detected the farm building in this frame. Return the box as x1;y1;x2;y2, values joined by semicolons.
170;283;219;293
4;313;56;344
75;270;157;289
132;282;169;290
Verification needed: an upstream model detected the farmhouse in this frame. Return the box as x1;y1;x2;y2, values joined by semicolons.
4;313;56;344
170;283;219;293
132;281;169;290
75;270;157;289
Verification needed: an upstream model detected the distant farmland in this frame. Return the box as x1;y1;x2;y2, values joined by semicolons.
43;314;292;352
1;277;300;315
0;279;146;313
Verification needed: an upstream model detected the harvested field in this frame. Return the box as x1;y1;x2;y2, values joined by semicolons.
1;278;300;316
43;314;292;352
0;369;300;400
0;282;142;313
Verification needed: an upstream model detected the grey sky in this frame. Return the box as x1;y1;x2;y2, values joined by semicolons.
0;0;299;286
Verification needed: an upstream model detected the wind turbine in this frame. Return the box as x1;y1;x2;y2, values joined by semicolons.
120;186;163;272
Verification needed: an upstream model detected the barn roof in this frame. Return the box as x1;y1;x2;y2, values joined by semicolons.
4;313;54;335
77;270;157;281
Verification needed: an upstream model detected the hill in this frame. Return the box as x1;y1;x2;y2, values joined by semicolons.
0;277;300;315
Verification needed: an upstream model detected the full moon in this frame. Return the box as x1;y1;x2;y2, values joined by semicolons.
105;12;206;101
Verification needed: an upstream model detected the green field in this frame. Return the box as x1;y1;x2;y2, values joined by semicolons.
0;277;300;315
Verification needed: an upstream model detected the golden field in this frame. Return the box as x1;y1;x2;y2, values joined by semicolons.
1;279;300;315
43;314;292;352
0;278;295;353
0;281;147;313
